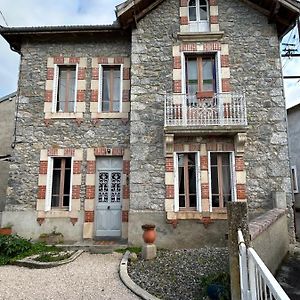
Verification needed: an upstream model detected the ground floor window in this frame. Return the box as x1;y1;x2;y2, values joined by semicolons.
175;152;200;211
291;165;299;193
209;152;235;208
47;157;72;210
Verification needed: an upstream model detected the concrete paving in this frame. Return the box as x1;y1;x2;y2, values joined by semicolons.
276;211;300;299
0;252;140;300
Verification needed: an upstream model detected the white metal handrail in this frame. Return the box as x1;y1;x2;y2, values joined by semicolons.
238;230;290;300
165;92;247;127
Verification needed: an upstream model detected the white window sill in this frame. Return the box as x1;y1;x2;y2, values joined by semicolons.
177;31;224;42
91;112;129;119
45;112;83;119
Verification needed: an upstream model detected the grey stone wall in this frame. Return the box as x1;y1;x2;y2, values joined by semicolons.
0;97;15;211
218;0;293;235
130;0;179;210
287;106;300;209
6;36;131;211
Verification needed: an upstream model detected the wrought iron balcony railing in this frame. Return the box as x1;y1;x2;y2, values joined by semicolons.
164;93;247;128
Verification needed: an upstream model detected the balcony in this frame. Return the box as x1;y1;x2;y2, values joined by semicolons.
164;93;248;134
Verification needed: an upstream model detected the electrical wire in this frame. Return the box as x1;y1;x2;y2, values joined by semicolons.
0;10;8;26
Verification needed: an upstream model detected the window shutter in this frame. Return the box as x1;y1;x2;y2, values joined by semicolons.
69;157;74;212
45;157;53;212
98;65;103;112
216;52;222;93
196;152;202;212
173;153;179;212
119;64;123;113
52;65;59;113
74;64;78;113
230;152;237;202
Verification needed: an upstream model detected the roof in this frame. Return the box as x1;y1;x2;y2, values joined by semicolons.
0;92;17;103
116;0;300;38
0;23;128;53
287;101;300;111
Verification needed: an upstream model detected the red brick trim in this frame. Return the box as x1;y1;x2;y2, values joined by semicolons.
38;186;46;199
68;57;80;64
201;183;209;199
64;148;75;156
48;149;59;156
47;68;54;80
94;147;124;157
180;16;188;25
210;15;218;24
87;161;96;174
174;144;184;152
92;68;99;80
201;156;208;171
91;90;98;102
222;79;231;92
123;186;130;199
45;90;52;102
221;55;230;67
166;185;175;199
189;144;199;151
209;0;218;5
235;157;245;171
122;211;129;222
123;68;130;80
180;0;188;7
78;68;86;80
166;157;174;172
237;184;246;200
180;43;197;52
39;161;48;174
173;80;182;93
173;56;181;69
86;186;95;199
73;161;81;174
54;56;64;64
114;57;124;64
77;90;85;102
203;42;221;51
98;57;109;64
123;161;130;175
85;211;94;222
122;90;130;102
72;185;81;199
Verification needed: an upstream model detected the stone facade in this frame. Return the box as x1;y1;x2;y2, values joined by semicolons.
1;0;296;246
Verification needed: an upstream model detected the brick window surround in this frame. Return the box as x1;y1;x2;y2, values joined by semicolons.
44;56;87;120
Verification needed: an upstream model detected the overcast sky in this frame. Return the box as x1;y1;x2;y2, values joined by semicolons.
0;0;300;108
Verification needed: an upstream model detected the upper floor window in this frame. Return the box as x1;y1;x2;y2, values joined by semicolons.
185;55;217;99
188;0;209;32
53;65;77;113
99;65;122;113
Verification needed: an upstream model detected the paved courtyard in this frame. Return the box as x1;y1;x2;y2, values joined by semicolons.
0;252;139;300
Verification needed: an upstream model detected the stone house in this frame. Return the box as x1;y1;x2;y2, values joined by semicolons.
287;103;300;211
0;92;16;221
0;0;299;248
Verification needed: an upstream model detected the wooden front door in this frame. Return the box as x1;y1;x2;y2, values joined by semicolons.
95;157;122;237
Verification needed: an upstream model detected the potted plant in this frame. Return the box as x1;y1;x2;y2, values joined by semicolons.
141;224;156;244
0;223;13;235
39;227;64;244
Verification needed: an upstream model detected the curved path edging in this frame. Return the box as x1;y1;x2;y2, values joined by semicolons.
119;251;161;300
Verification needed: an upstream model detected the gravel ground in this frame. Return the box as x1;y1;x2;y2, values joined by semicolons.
0;252;139;300
128;248;229;300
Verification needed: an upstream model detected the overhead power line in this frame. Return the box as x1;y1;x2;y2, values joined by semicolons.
0;10;8;26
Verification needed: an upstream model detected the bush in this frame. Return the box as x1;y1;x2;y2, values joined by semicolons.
200;272;231;300
0;235;32;258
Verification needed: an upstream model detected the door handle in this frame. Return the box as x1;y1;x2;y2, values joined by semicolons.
107;206;110;210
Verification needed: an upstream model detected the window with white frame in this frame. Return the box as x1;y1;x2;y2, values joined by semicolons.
46;157;73;210
209;152;236;208
188;0;210;32
53;65;77;113
99;65;123;112
291;165;299;193
174;152;201;211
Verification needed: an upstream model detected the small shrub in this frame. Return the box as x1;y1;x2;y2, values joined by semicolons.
0;235;31;258
199;272;231;300
115;246;141;254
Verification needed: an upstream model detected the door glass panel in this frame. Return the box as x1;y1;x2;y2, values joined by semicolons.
111;172;121;203
113;69;121;101
202;59;214;91
98;172;109;202
186;58;198;95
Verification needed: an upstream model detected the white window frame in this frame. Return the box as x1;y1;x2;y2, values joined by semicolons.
98;64;123;113
181;51;222;97
52;64;78;113
291;165;299;193
188;0;210;32
45;156;74;212
173;151;201;212
208;151;236;212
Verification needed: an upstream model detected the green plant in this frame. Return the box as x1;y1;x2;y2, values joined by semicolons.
199;272;231;300
115;246;142;254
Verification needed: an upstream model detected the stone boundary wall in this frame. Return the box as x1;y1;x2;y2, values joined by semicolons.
249;208;289;274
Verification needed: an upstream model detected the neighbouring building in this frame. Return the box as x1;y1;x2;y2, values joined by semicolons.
0;0;299;248
0;92;16;219
287;103;300;211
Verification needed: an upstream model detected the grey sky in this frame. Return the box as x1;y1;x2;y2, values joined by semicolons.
0;0;299;108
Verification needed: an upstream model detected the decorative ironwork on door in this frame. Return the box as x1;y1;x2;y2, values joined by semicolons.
98;172;121;203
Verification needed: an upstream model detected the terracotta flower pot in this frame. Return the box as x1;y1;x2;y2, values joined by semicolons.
0;228;12;235
141;224;156;244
